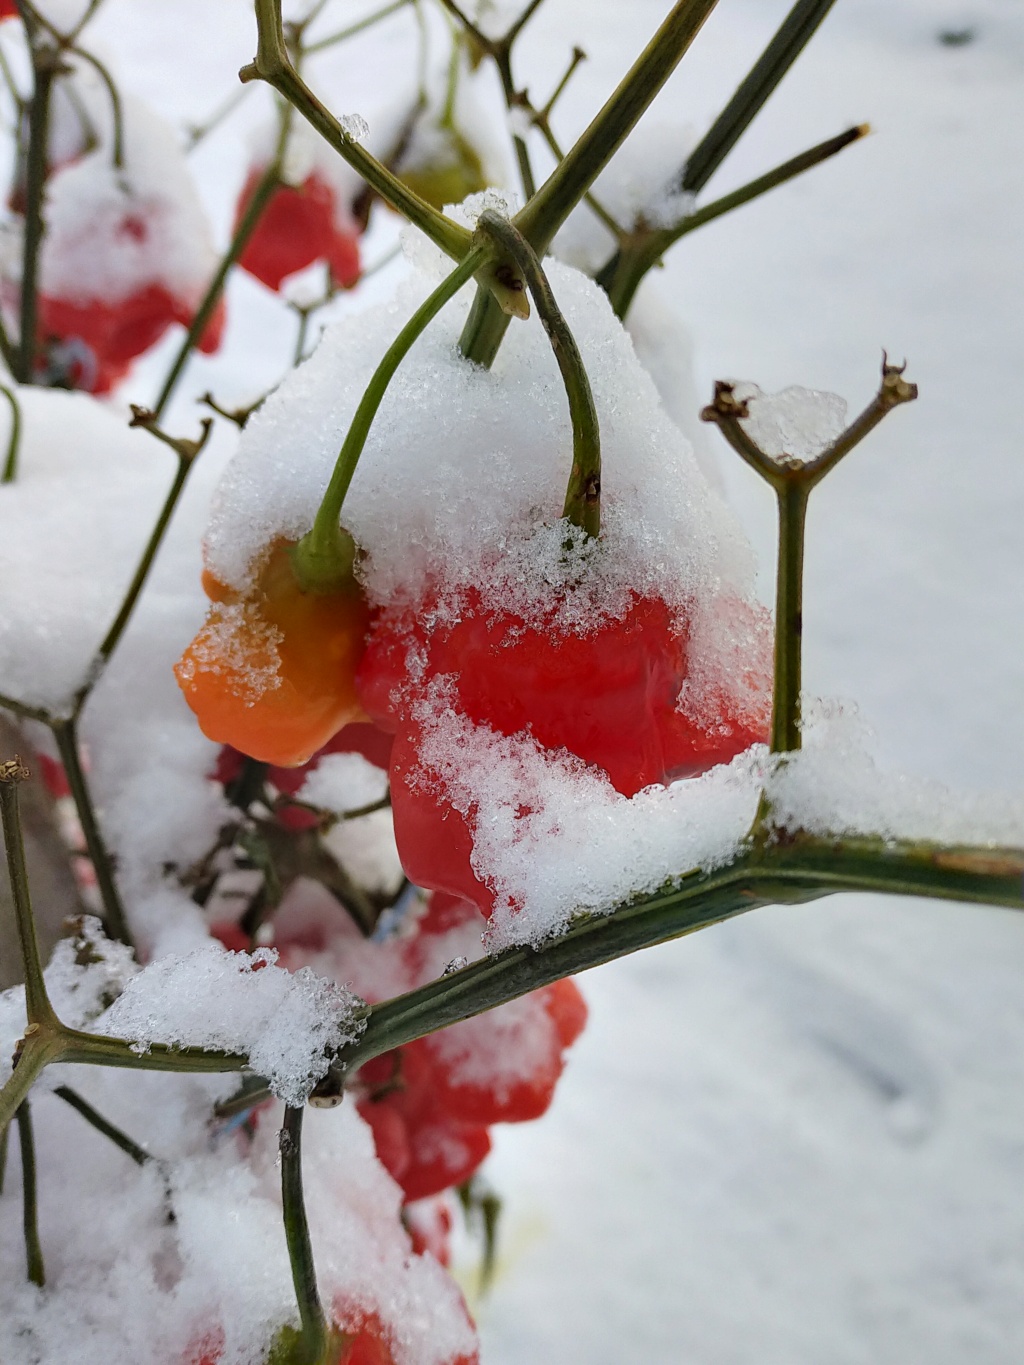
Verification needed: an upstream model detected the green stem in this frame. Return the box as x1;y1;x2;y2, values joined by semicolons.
495;48;535;200
701;360;917;754
0;691;52;725
82;440;202;693
54;1085;151;1166
460;0;720;364
0;759;58;1026
0;1118;8;1194
50;717;131;947
280;1105;329;1363
16;1101;44;1286
244;0;472;263
68;45;123;168
516;0;719;254
681;0;838;195
0;383;23;482
293;245;486;590
0;1034;60;1134
152;146;285;420
17;37;57;385
599;124;869;320
281;833;1024;1110
476;212;601;537
772;481;807;753
303;0;411;55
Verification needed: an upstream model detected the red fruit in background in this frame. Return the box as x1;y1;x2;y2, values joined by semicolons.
355;1041;492;1202
236;169;361;292
37;285;224;394
543;976;588;1049
404;1197;454;1266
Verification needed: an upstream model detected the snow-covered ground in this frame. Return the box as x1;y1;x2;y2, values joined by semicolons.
8;0;1024;1360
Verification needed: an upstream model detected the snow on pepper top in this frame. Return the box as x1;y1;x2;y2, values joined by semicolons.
203;258;758;634
40;94;218;307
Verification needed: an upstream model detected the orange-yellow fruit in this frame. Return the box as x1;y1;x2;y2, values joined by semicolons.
176;542;370;767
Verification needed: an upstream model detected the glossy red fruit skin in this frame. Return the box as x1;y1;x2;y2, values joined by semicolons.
358;588;769;908
236;169;361;292
360;588;765;796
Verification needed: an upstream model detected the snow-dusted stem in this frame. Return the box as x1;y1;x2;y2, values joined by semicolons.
243;0;472;264
16;1101;44;1286
701;360;918;754
0;760;58;1026
459;0;719;365
475;212;601;538
280;1105;331;1364
294;246;486;590
51;718;131;946
16;36;57;384
292;834;1024;1109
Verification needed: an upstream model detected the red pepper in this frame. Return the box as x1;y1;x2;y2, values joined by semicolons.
357;587;770;906
236;168;361;293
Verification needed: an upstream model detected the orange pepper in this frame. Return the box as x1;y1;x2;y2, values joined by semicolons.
175;542;370;767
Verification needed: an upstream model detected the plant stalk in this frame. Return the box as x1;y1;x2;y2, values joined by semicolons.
475;211;601;537
294;245;486;589
280;1105;330;1363
16;36;57;385
16;1101;44;1286
50;718;131;946
0;758;58;1026
244;0;472;264
599;124;869;320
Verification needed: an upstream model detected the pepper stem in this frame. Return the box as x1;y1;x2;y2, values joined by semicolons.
280;1105;331;1364
475;211;601;538
17;1101;45;1286
293;245;487;593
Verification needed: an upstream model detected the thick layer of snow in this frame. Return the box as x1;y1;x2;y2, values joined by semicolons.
97;942;365;1107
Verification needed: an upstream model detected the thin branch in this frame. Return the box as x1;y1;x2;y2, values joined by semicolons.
598;124;869;319
0;381;23;481
243;0;472;263
16;1101;44;1286
51;717;131;945
460;0;720;366
0;758;58;1026
16;35;58;384
303;0;411;55
701;359;918;752
681;0;838;194
280;1105;331;1361
476;211;601;537
53;1084;152;1166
